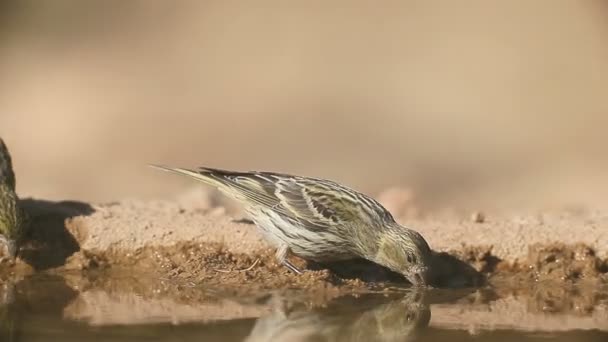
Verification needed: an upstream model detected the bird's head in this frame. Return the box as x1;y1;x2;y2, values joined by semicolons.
0;186;27;259
374;226;433;286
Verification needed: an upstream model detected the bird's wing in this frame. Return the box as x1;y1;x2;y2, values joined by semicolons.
273;176;366;227
150;165;390;229
150;165;280;208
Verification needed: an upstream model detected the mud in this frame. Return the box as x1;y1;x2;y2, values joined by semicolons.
0;197;605;335
0;197;605;293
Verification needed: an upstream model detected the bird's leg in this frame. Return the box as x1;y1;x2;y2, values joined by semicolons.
283;260;303;275
275;244;303;274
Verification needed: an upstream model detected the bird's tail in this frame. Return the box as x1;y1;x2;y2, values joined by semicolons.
149;164;232;190
150;164;280;209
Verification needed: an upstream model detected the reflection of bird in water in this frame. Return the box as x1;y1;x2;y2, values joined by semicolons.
0;281;16;304
0;276;78;342
0;280;18;342
244;289;430;342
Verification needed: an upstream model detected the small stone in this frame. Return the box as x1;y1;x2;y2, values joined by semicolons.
471;211;485;223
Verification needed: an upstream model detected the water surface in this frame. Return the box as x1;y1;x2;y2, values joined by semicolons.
1;275;606;341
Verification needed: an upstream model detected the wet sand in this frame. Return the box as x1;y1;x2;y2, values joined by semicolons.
2;194;606;284
0;193;605;333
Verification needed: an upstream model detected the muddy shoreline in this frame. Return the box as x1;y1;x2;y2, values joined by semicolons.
0;197;605;288
0;197;606;333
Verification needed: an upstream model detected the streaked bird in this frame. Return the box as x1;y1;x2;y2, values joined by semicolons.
0;139;27;259
0;187;26;259
0;139;16;192
151;165;433;286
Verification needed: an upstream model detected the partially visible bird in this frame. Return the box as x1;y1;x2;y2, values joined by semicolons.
0;186;27;259
0;139;16;192
0;139;27;259
151;165;433;286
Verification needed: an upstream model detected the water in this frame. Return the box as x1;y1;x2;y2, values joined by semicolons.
1;274;607;341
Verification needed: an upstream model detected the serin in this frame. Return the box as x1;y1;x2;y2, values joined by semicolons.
152;165;433;286
0;138;27;259
0;185;26;258
0;139;16;192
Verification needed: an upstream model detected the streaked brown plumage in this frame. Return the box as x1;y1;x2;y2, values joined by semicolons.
0;139;16;192
0;185;27;258
152;165;433;286
0;138;27;259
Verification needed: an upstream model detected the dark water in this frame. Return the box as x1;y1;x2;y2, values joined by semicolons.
1;275;607;342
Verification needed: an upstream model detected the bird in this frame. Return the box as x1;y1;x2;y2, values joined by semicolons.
0;139;16;192
0;138;27;259
151;165;433;286
0;185;27;259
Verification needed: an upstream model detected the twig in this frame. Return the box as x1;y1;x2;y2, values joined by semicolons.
214;258;260;273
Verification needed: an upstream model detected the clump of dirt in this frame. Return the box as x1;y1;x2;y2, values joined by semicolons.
59;242;374;294
157;244;339;292
430;243;608;289
448;245;502;274
63;250;108;271
444;243;608;284
522;243;607;282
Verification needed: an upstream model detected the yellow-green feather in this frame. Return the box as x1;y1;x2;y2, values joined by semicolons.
0;139;16;191
0;184;26;244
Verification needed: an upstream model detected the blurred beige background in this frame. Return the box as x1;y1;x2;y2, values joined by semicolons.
1;0;607;212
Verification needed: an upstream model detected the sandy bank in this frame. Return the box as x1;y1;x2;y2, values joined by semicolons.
0;196;603;290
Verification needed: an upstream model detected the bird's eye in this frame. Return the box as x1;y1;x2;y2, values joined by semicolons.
406;254;417;263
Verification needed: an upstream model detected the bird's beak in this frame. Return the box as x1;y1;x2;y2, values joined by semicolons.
406;267;430;287
408;273;424;287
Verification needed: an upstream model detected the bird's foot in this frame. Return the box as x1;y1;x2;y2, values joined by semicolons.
282;259;303;275
275;244;305;274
